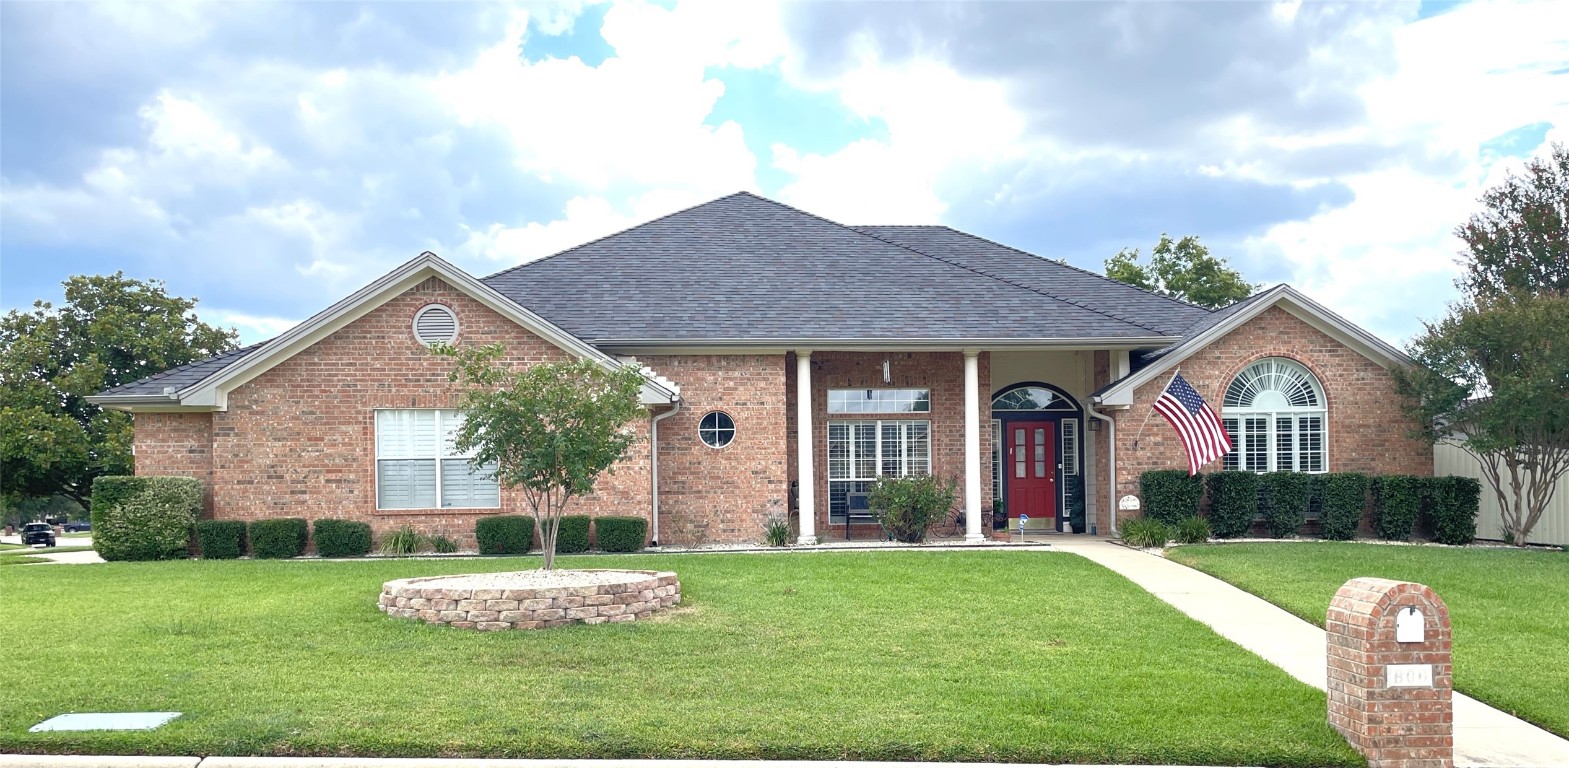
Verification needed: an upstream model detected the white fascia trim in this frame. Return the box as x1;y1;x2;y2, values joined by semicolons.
594;336;1178;355
1092;285;1413;407
177;252;676;410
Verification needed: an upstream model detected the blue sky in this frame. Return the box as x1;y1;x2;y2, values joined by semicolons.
2;0;1565;345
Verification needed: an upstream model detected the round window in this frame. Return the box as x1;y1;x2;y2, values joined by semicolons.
698;411;736;448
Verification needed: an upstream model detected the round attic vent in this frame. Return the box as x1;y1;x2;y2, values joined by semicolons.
412;304;458;346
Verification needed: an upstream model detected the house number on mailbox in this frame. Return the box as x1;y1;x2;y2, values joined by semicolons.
1395;606;1425;643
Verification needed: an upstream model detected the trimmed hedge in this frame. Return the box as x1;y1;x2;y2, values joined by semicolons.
1206;471;1260;539
195;520;247;560
596;516;648;552
1425;476;1482;545
90;476;202;561
1319;473;1369;540
1371;475;1423;541
1258;472;1312;538
476;515;535;555
313;519;372;558
543;515;591;554
1140;470;1205;524
250;518;308;559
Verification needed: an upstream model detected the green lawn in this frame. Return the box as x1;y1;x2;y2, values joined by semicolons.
0;545;94;557
0;551;1359;765
1168;542;1569;737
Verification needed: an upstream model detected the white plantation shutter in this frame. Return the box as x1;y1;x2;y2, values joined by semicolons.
376;409;497;509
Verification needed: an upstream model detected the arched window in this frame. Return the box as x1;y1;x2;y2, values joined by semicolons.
1221;358;1326;473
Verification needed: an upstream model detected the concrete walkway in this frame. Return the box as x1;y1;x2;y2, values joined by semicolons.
0;759;1256;768
1051;538;1569;768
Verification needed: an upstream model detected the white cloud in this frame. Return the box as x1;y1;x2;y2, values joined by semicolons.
1242;0;1569;341
457;188;710;264
202;308;301;343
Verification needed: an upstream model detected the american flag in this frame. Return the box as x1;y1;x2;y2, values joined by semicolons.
1153;373;1232;475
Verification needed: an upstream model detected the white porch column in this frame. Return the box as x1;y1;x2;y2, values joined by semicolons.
963;350;984;543
795;350;818;545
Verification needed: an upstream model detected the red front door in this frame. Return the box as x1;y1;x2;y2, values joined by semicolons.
1006;421;1057;529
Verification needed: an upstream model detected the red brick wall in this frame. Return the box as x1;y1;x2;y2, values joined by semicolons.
637;354;788;546
137;277;653;549
1110;306;1430;524
786;351;991;538
132;412;215;511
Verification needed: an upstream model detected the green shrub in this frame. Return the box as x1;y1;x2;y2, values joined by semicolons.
1258;472;1312;538
379;525;424;556
428;535;459;554
1121;517;1173;549
1206;471;1260;539
195;520;246;560
476;515;534;555
868;474;957;543
596;516;647;552
543;515;591;554
1140;470;1205;524
313;519;372;558
1425;476;1481;545
1174;516;1211;544
1319;473;1369;540
1371;475;1423;541
90;476;202;561
762;514;790;547
249;518;308;559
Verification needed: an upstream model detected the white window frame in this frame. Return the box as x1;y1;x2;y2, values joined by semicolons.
827;388;931;414
1220;359;1328;473
827;419;931;522
374;408;500;510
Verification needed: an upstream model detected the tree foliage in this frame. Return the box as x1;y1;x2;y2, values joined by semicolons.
1;274;237;509
1396;294;1569;544
1456;143;1569;301
1104;234;1256;309
1396;144;1569;545
436;344;646;569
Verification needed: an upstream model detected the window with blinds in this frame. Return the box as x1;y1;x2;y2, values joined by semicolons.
376;409;499;509
827;420;930;523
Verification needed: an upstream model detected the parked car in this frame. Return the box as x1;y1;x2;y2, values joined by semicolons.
21;522;56;547
62;520;91;533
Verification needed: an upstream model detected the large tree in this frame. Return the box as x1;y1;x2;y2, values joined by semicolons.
1;273;238;509
1104;234;1256;309
437;344;647;570
1455;142;1569;301
1396;143;1569;545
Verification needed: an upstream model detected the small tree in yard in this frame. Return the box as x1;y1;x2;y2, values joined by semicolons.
1396;143;1569;545
436;344;646;570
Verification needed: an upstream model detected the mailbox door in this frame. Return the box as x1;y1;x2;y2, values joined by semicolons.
1006;421;1057;528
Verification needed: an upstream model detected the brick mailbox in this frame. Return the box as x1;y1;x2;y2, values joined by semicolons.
1327;578;1453;768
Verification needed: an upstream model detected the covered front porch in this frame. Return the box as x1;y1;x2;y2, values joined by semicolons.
784;348;1128;543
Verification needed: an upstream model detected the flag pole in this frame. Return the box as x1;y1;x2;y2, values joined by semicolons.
1132;367;1182;450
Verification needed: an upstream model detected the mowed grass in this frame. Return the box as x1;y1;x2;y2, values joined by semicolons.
1168;542;1569;737
0;550;1359;766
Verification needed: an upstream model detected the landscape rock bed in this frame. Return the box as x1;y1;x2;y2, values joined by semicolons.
378;569;680;630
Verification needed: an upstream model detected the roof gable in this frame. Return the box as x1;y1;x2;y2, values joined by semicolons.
91;253;677;410
1092;284;1412;406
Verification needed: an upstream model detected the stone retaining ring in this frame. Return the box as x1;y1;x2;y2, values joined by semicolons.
378;569;681;630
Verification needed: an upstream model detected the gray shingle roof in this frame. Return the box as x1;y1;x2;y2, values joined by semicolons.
855;225;1213;336
101;192;1215;398
95;341;269;398
485;192;1186;342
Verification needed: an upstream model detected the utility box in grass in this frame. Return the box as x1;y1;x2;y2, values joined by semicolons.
1327;577;1453;768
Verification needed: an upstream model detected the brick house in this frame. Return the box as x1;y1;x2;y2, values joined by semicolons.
90;192;1429;547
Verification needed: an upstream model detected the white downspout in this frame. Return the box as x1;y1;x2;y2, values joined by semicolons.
649;400;681;547
1087;405;1117;536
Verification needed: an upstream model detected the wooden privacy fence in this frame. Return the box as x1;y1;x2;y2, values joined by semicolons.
1434;440;1568;546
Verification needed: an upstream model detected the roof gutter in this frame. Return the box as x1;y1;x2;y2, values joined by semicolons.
595;336;1179;354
